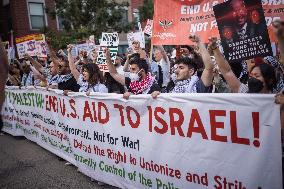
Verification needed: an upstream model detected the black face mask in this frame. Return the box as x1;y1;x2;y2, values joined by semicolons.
248;77;264;93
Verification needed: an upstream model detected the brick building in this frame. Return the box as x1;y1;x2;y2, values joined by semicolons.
0;0;60;41
0;0;144;52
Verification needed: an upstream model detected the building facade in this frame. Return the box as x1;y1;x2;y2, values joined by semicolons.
0;0;144;53
0;0;61;41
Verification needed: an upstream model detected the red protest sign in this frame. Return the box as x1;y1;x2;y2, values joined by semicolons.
152;0;284;45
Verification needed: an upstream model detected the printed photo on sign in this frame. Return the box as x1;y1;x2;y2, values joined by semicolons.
213;0;273;62
100;32;119;47
127;32;145;49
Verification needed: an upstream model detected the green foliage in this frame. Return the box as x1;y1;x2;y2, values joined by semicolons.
45;0;133;49
138;0;154;22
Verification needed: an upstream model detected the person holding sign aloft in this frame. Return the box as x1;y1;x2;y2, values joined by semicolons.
104;47;161;99
124;41;146;68
151;33;214;98
67;45;107;95
208;37;276;94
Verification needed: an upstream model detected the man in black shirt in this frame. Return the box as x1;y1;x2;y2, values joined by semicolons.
57;58;80;92
105;48;161;99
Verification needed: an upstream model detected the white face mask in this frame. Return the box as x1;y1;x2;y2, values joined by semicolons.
129;69;142;82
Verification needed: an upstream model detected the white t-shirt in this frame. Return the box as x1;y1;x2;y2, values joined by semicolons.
78;74;108;93
157;58;170;87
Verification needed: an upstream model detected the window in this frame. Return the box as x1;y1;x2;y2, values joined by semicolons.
28;2;45;29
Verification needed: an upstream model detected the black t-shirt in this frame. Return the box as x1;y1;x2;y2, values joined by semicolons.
125;77;161;94
58;76;80;92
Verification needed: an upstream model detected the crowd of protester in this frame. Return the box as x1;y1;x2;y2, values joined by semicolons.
1;16;284;187
1;20;284;134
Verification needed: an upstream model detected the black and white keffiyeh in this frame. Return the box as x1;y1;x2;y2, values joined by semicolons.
48;74;59;86
57;74;73;83
170;76;199;93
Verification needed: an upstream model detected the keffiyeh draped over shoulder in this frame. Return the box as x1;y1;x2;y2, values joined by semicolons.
129;73;155;94
170;75;199;93
57;74;73;83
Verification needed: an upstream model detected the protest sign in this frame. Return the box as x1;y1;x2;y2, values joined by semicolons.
213;0;273;62
144;19;154;36
96;46;118;72
71;43;100;59
100;32;119;47
2;88;282;189
34;34;48;58
16;35;37;59
127;32;146;49
152;0;284;45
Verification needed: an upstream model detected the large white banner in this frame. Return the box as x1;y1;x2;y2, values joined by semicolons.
2;87;282;189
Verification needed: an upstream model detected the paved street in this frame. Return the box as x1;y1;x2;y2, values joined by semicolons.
0;133;118;189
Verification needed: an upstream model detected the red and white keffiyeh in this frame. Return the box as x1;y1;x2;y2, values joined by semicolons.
129;73;154;94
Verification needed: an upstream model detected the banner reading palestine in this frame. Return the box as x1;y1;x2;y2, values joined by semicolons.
1;87;282;189
213;0;273;62
152;0;284;45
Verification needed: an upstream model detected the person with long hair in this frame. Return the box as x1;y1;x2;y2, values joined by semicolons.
67;45;107;94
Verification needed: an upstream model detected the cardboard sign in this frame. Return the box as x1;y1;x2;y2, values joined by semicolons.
213;0;273;62
144;19;154;36
127;32;146;49
100;32;119;47
34;34;48;58
16;35;37;59
96;46;118;72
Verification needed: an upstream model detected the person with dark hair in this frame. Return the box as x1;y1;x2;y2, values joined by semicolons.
105;48;161;99
7;62;22;86
21;61;36;86
46;61;59;89
152;34;214;97
67;45;107;94
57;57;80;92
114;56;124;75
229;0;267;41
104;72;125;94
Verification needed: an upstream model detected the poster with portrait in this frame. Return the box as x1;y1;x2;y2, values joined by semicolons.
213;0;273;62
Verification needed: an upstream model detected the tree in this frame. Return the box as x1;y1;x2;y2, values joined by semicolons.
138;0;154;22
46;0;133;49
